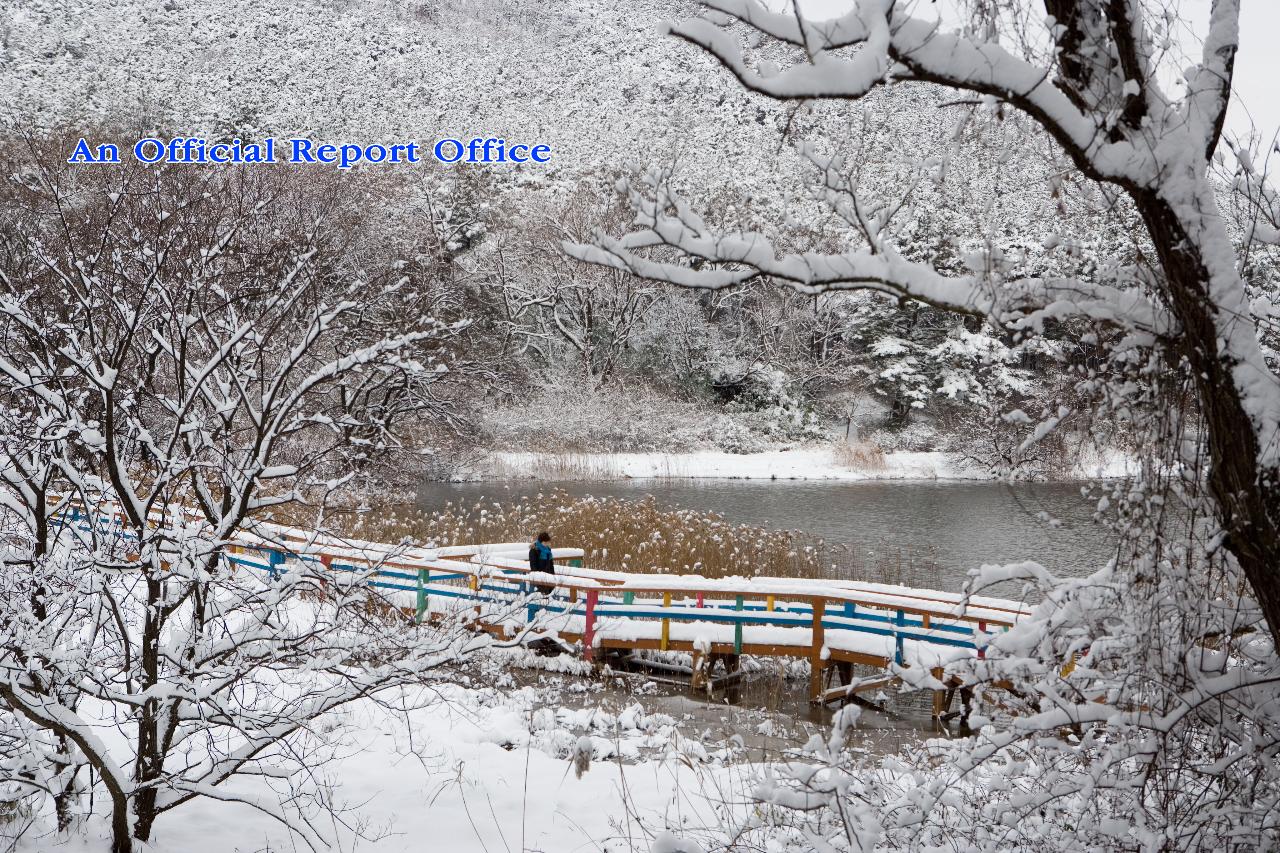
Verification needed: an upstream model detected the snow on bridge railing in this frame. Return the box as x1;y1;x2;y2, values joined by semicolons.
234;535;1027;693
53;504;1027;699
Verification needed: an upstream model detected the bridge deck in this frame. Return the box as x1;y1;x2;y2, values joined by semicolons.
59;505;1030;707
229;528;1030;705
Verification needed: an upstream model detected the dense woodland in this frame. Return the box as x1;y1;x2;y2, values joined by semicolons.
13;0;1278;474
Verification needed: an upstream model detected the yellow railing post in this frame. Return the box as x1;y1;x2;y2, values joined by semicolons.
469;573;481;624
660;591;671;651
809;598;826;702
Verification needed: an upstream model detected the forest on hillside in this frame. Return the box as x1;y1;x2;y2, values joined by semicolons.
11;0;1277;479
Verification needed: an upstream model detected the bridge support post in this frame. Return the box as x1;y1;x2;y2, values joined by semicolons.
690;652;707;693
894;609;905;665
469;574;480;625
931;667;946;718
316;554;331;595
835;661;853;688
808;598;826;702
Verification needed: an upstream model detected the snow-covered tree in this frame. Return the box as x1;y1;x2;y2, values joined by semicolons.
569;0;1280;649
567;1;1280;848
0;139;485;852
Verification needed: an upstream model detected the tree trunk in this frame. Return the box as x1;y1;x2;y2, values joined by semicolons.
52;735;77;831
131;576;164;842
132;786;157;842
1136;190;1280;649
109;792;132;853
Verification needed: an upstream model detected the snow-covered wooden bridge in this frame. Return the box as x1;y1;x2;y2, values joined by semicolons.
59;503;1029;711
225;525;1030;711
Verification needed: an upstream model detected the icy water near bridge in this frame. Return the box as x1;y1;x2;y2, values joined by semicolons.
416;479;1116;591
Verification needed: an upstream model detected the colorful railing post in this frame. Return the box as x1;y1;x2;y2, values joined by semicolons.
268;549;285;580
623;591;635;605
318;554;332;593
415;567;430;624
583;589;599;662
894;608;905;665
734;595;744;655
660;591;671;652
808;598;826;701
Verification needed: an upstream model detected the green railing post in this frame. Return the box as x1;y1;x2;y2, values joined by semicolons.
734;595;744;655
415;567;430;623
623;591;635;605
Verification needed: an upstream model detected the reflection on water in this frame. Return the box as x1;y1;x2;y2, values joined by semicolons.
417;478;1117;592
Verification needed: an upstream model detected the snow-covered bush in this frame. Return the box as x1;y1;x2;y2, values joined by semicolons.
704;364;823;443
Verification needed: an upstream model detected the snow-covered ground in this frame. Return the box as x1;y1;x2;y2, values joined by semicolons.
481;446;1137;481
19;663;796;853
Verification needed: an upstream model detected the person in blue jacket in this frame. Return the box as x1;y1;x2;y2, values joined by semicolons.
529;531;555;593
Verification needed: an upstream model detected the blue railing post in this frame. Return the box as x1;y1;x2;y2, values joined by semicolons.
894;608;906;665
734;595;744;655
268;549;285;580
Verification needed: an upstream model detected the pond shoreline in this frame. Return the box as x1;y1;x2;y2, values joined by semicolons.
461;447;1135;483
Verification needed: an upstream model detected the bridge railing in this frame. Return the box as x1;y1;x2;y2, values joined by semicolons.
222;535;1025;699
52;504;1026;700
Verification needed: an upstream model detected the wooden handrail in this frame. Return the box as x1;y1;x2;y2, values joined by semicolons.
55;498;1026;629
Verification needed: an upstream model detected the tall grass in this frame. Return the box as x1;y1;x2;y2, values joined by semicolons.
832;440;887;472
482;452;688;480
325;490;942;585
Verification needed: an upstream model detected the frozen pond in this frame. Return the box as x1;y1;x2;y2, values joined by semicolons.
416;479;1116;589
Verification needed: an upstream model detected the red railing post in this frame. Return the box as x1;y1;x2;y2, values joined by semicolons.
318;554;332;593
583;589;599;662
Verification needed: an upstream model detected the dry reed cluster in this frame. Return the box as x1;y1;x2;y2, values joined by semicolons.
326;490;942;585
833;440;887;471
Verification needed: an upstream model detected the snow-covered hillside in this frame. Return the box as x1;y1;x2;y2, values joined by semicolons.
4;0;789;181
1;0;1155;468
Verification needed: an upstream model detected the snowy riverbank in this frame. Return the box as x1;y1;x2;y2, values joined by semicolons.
475;446;1137;482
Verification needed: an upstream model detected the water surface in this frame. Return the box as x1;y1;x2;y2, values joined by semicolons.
416;479;1115;590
